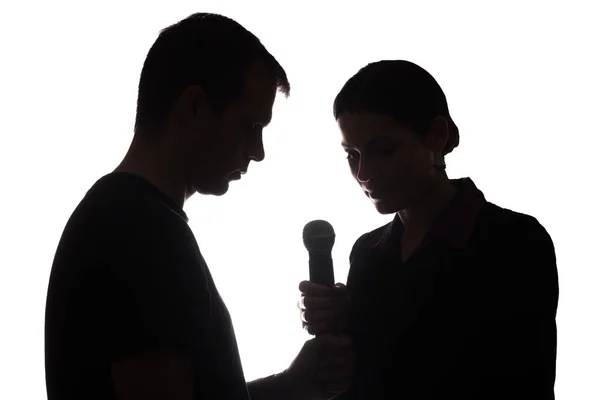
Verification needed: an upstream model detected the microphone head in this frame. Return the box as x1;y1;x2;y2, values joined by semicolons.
303;220;335;252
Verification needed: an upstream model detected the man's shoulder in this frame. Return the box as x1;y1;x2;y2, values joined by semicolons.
70;173;187;233
50;173;205;297
53;172;195;274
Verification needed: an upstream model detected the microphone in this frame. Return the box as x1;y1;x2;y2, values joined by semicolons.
303;220;335;287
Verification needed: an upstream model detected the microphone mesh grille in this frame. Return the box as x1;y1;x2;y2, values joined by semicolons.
302;220;335;251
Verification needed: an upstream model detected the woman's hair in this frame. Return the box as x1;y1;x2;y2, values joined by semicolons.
333;60;459;155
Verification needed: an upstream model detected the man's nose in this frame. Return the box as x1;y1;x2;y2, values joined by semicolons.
249;134;265;162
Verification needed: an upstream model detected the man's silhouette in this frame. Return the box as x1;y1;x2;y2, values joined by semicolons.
45;13;354;400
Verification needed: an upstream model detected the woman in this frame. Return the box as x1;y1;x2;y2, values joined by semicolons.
298;60;558;400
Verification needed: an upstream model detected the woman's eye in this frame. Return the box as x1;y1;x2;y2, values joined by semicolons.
346;151;358;161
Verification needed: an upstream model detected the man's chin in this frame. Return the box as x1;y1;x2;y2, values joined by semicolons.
196;181;230;197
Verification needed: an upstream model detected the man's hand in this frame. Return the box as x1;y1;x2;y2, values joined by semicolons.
284;333;355;400
298;281;350;336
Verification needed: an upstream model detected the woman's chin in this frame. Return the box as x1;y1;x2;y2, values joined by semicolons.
371;198;399;215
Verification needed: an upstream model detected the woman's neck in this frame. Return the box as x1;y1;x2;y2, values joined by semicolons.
397;177;457;241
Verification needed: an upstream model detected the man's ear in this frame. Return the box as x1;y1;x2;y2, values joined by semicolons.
187;85;210;115
424;116;450;153
174;85;210;126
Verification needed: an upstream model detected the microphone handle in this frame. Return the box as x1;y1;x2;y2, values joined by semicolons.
308;251;335;287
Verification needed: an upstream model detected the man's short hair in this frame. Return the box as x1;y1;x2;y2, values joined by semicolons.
333;60;459;154
135;13;290;135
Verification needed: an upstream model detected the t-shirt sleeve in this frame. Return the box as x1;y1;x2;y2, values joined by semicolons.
104;209;210;362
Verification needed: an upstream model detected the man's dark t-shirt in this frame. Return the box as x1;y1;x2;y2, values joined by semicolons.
45;173;250;400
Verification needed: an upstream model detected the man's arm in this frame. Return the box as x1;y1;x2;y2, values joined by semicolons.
247;376;350;400
247;373;295;400
111;350;194;400
246;335;355;400
107;211;208;400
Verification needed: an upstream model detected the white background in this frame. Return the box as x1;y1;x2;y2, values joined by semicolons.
1;1;598;399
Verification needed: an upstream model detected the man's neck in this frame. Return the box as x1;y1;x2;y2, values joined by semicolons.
115;135;189;208
397;176;457;241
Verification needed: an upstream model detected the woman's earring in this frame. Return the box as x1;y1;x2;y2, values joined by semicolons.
434;153;446;170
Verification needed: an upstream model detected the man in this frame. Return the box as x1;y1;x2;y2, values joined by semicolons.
298;60;558;399
45;13;354;400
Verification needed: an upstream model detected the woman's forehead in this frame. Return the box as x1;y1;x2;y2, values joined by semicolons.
338;112;413;147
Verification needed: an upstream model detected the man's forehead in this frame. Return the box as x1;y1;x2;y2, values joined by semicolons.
244;63;278;92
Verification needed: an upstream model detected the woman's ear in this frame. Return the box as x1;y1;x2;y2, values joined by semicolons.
424;116;450;154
